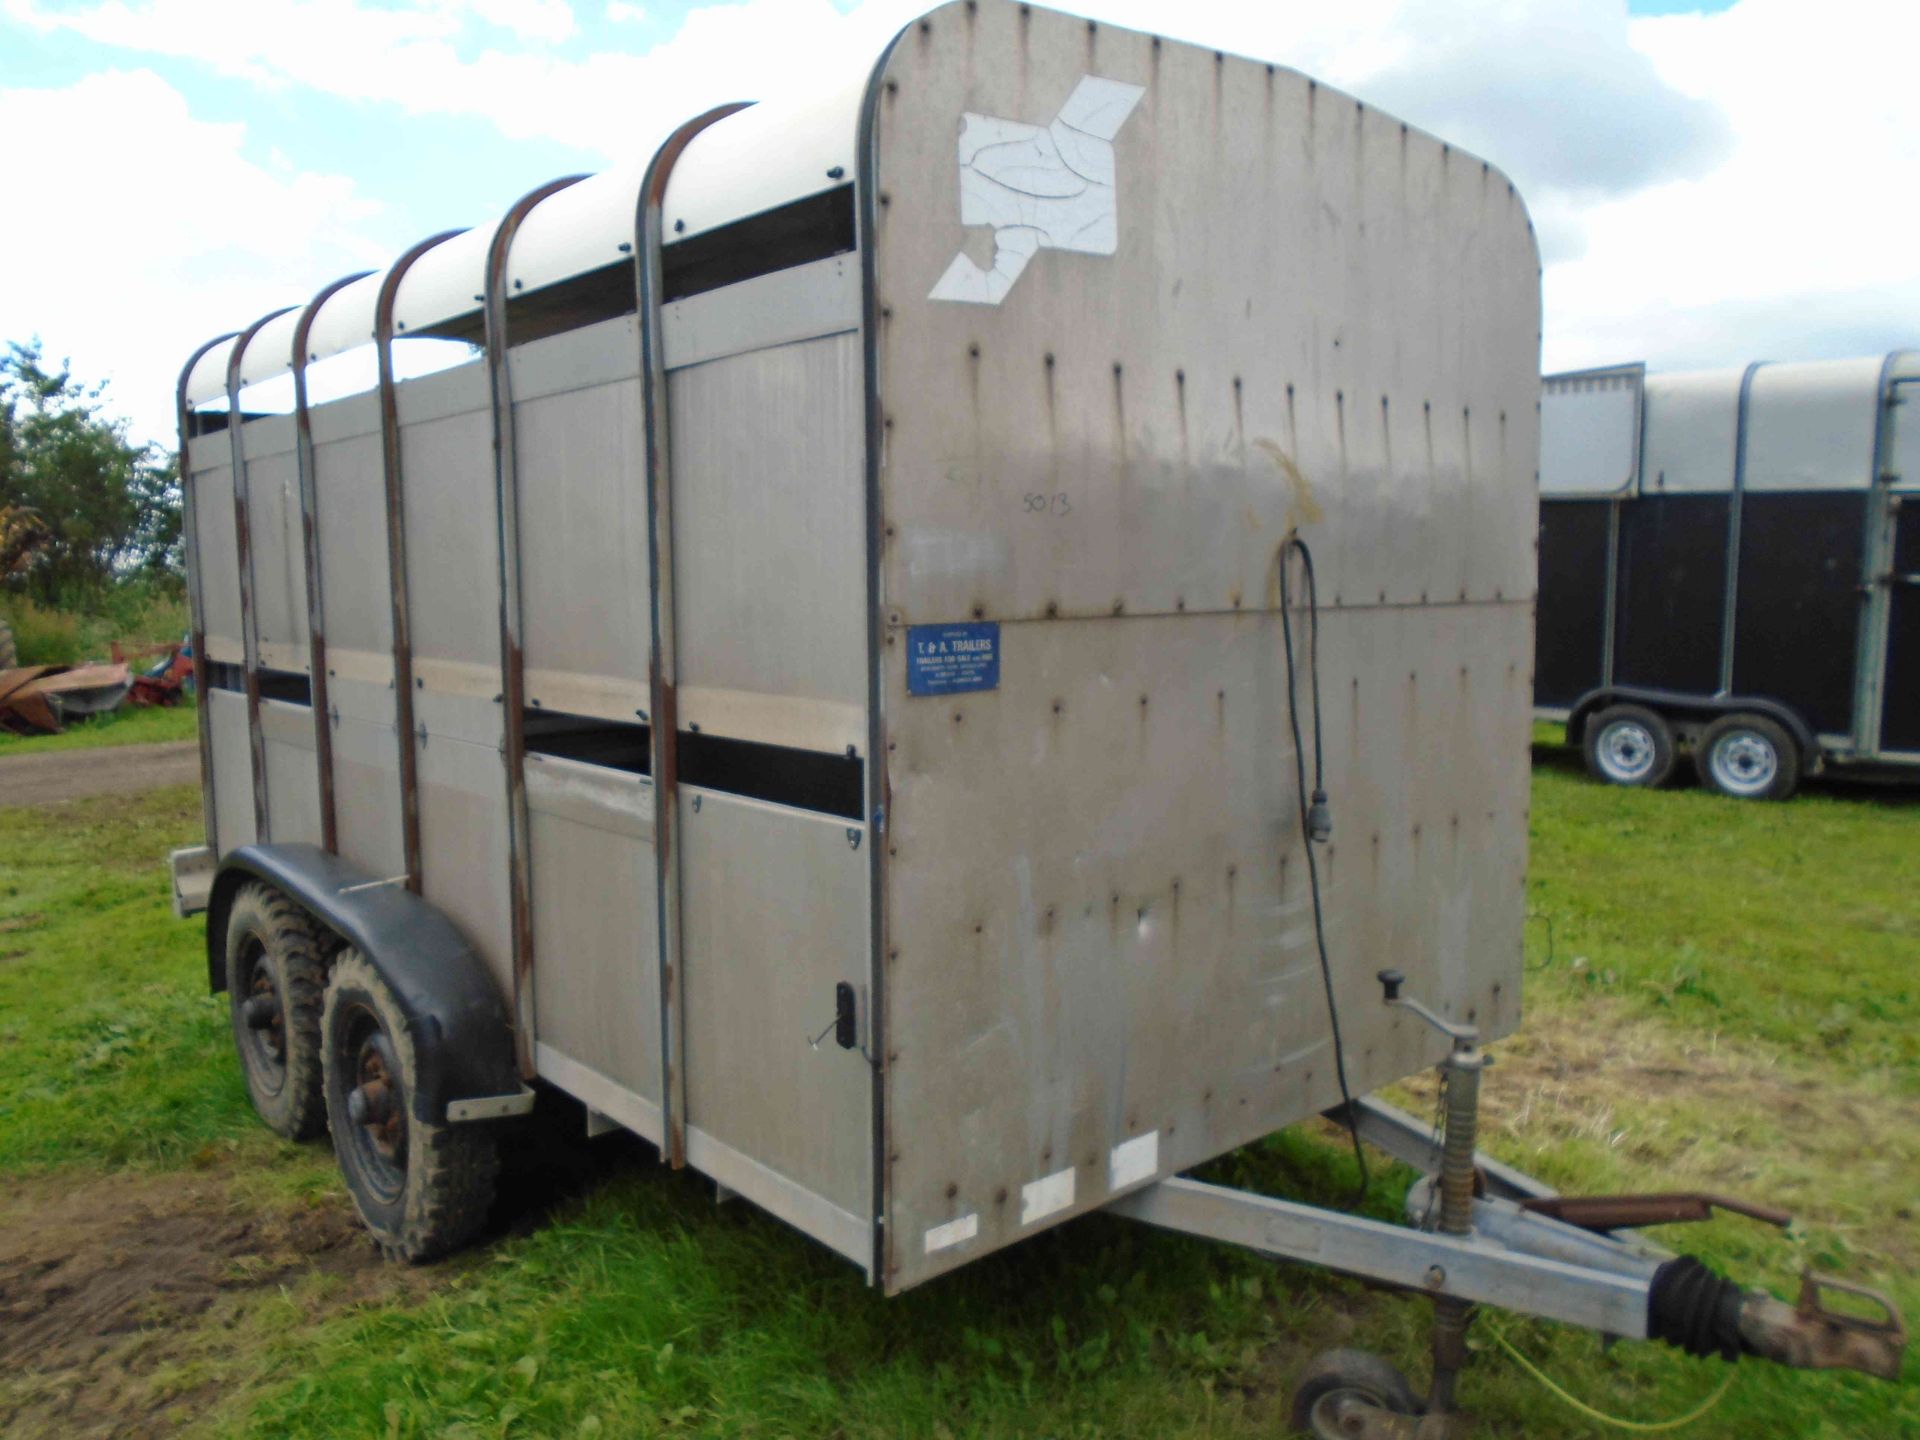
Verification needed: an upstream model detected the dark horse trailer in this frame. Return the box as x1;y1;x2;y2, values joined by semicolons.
1537;353;1920;799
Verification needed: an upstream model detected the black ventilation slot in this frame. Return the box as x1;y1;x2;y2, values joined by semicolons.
409;260;637;352
661;185;856;304
678;731;862;820
399;184;856;349
258;668;312;705
524;709;651;775
203;659;245;693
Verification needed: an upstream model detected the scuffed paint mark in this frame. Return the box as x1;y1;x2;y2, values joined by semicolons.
929;75;1146;306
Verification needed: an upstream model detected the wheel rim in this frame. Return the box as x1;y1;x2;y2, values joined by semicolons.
1307;1388;1390;1439
236;938;287;1097
1709;728;1778;796
339;1004;408;1204
1596;719;1657;783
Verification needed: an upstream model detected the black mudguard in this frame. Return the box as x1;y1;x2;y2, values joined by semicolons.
206;844;523;1124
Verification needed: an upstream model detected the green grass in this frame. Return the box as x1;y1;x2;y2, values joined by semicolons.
1526;746;1919;1083
0;694;198;754
1;767;1915;1439
0;784;250;1169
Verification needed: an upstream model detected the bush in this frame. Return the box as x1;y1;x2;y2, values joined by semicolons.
1;595;84;666
0;582;188;668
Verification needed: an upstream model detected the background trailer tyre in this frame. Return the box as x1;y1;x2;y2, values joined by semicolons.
1582;703;1677;789
166;1;1909;1430
1697;711;1800;801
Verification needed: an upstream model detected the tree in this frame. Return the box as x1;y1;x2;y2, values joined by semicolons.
0;340;181;603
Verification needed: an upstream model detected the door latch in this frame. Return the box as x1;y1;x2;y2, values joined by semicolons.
808;982;859;1051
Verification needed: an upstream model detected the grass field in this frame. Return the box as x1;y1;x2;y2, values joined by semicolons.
0;750;1914;1438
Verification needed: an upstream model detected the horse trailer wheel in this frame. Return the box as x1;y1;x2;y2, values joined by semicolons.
1583;704;1677;789
1697;712;1800;801
1289;1348;1422;1438
223;881;329;1141
320;949;499;1262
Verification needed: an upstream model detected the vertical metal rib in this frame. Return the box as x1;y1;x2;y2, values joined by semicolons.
1854;350;1906;756
291;272;373;854
1720;360;1765;694
175;332;239;856
485;175;587;1082
1601;497;1621;688
375;231;466;893
854;34;905;1288
225;308;298;843
635;102;751;1170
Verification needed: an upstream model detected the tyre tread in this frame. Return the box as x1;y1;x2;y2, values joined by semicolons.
322;949;499;1263
227;881;330;1141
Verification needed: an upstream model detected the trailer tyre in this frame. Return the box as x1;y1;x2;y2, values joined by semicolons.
224;881;329;1141
321;949;498;1262
1289;1349;1422;1437
1583;704;1677;788
1696;712;1799;801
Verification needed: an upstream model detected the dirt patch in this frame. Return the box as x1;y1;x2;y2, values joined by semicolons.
0;1166;429;1439
0;740;199;809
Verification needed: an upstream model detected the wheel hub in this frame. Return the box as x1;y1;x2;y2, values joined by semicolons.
1710;730;1777;795
352;1031;408;1171
1598;720;1655;782
1307;1389;1418;1440
240;945;287;1081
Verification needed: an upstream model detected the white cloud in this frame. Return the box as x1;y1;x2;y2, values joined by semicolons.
468;0;575;43
1542;0;1920;372
0;67;387;443
604;1;646;22
2;0;918;151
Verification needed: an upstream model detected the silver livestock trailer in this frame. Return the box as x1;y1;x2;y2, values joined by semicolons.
1537;353;1920;798
169;2;1903;1431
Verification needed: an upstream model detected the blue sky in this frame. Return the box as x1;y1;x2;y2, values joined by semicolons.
1;0;1913;444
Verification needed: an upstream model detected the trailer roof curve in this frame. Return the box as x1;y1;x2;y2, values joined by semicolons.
183;20;891;409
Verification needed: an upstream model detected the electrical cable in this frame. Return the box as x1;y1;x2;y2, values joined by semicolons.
1483;1320;1735;1432
1277;535;1370;1207
1526;909;1556;973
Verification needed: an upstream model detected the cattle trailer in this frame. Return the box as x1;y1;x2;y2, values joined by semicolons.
169;3;1904;1431
1538;353;1920;798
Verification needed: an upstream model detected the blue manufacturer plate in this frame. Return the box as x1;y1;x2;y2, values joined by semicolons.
906;622;1000;697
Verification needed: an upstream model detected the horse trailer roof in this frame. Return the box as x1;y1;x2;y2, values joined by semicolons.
184;40;876;406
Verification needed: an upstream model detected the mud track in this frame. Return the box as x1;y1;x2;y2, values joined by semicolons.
0;741;199;809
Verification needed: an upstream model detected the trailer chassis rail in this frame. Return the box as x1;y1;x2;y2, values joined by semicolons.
1111;968;1907;1437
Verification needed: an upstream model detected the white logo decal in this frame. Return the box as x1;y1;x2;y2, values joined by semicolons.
928;74;1146;306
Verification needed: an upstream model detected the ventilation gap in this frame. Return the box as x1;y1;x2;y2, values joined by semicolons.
524;710;651;775
204;660;245;692
677;731;862;820
257;668;312;705
662;185;857;303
